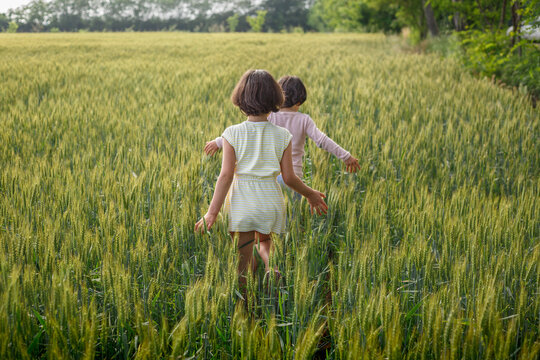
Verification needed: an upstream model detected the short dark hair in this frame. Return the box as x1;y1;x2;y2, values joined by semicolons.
278;76;307;108
231;69;284;116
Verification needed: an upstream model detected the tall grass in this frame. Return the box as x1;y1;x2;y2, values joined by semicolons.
0;33;538;359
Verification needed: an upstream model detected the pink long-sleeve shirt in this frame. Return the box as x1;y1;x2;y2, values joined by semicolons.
215;111;351;177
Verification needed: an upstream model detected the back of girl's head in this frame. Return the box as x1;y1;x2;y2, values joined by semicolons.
231;69;284;116
278;75;307;108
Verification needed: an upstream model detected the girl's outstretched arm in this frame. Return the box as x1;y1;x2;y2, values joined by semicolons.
280;143;328;215
305;116;361;173
195;139;236;232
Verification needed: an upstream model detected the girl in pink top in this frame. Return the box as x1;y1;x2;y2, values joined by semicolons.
205;76;361;184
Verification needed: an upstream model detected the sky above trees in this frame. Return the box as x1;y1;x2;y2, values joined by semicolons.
0;0;32;13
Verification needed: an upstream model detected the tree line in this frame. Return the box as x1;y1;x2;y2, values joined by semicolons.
0;0;310;33
0;0;537;39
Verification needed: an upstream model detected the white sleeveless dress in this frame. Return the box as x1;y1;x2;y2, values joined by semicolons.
221;120;292;234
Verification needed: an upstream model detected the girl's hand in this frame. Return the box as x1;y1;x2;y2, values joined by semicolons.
204;140;220;156
306;190;328;215
344;156;361;173
195;212;217;233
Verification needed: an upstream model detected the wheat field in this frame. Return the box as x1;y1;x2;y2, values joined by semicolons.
0;33;538;359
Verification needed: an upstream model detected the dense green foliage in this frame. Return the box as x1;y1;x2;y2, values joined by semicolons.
227;14;240;33
310;0;539;39
246;10;267;33
0;33;538;359
0;14;9;31
307;0;400;33
459;30;540;102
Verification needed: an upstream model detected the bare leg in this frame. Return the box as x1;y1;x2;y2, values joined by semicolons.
254;232;272;273
231;231;257;287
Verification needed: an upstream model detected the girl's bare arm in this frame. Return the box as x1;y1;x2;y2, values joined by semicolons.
195;139;236;231
280;144;328;215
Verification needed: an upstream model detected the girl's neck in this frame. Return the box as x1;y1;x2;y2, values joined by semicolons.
247;113;269;122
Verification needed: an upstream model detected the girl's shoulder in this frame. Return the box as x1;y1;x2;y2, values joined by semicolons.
296;112;316;129
222;124;235;136
222;122;247;145
297;112;314;122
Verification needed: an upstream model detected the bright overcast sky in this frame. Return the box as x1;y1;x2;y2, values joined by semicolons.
1;0;34;13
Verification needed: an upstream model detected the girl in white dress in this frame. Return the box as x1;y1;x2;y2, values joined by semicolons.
195;69;327;284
